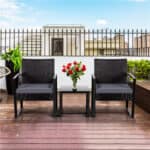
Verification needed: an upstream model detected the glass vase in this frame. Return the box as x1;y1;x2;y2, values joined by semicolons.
72;79;77;91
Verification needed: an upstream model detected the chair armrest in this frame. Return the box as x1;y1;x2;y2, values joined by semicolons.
52;74;57;80
52;74;57;84
92;74;96;94
127;72;136;85
13;73;21;80
127;73;136;96
12;73;22;95
92;74;96;80
52;74;57;94
128;73;136;80
92;74;96;86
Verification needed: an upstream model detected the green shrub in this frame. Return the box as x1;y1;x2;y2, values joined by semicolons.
128;60;150;80
1;46;22;72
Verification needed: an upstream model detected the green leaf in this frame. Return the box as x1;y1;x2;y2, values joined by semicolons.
128;59;150;80
0;45;22;72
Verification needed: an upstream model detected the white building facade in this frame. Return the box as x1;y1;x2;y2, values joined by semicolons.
43;25;85;56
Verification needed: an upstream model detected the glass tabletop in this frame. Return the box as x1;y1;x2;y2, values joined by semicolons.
58;86;91;92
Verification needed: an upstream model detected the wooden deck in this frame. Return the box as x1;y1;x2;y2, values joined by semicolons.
0;93;150;150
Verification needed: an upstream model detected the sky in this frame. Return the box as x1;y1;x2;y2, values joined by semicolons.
0;0;150;29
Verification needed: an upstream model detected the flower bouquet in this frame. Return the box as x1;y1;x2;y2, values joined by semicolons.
62;61;86;91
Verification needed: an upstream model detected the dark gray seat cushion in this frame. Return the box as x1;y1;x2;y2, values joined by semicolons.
96;83;132;94
16;83;53;94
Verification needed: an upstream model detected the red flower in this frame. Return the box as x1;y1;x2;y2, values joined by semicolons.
75;67;79;72
62;68;66;72
66;63;72;69
67;63;72;66
73;61;77;65
82;65;86;71
68;70;73;75
67;65;71;69
62;62;86;76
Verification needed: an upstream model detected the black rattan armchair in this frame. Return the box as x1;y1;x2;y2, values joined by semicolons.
13;59;57;118
91;59;136;118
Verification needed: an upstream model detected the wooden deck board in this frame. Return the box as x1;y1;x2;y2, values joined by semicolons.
0;93;150;150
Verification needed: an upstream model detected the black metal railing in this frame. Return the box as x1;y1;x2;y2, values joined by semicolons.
0;29;150;56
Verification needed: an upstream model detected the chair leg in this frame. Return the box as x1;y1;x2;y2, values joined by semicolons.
53;95;57;117
14;95;17;118
55;94;58;116
20;99;23;113
126;100;128;109
131;99;135;118
91;95;96;117
125;100;129;115
59;93;63;116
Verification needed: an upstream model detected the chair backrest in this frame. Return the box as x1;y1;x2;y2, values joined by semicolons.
22;59;54;83
94;59;127;83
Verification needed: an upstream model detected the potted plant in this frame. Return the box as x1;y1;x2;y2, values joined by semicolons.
1;46;22;94
62;61;86;91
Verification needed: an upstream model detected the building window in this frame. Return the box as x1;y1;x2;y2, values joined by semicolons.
52;38;63;56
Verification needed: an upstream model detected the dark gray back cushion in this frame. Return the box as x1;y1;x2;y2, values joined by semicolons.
22;59;54;83
94;59;127;83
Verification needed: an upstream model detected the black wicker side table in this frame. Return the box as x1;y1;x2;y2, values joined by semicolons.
59;86;90;117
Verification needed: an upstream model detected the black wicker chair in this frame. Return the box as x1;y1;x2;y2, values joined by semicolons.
13;59;57;118
91;59;136;118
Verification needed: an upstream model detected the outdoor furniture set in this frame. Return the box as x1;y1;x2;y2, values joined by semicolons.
12;59;136;118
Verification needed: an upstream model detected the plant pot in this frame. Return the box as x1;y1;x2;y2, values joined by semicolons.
6;61;18;95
